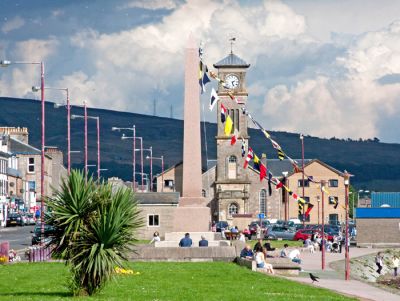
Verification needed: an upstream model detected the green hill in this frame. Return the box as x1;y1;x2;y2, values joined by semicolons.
1;97;399;191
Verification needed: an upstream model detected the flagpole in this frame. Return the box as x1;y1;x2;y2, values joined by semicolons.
321;180;326;270
300;134;305;227
344;172;351;280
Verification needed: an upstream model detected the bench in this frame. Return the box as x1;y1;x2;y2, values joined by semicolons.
224;231;239;240
236;257;301;276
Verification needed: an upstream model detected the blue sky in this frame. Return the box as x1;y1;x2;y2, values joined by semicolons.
1;0;400;143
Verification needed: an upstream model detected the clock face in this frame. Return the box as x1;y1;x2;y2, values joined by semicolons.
225;74;239;89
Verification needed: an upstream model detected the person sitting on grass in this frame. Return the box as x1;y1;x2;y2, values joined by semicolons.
240;245;254;259
255;245;274;274
280;243;289;258
264;239;276;251
179;233;192;247
253;238;263;252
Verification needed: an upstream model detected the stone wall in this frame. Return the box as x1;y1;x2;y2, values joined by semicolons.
137;205;177;240
357;218;400;247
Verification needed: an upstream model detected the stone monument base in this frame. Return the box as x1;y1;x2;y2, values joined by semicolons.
173;202;210;232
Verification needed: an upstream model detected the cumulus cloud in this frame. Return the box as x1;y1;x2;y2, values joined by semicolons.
1;16;25;34
118;0;180;10
263;20;400;140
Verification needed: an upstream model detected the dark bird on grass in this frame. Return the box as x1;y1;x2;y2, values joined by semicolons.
309;273;319;283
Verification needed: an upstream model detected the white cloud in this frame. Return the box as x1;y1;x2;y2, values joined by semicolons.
118;0;180;10
1;16;25;34
263;20;400;140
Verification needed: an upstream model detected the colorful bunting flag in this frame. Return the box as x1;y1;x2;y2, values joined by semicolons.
244;147;253;168
278;149;285;160
305;203;314;218
241;138;246;157
221;104;227;123
231;128;239;145
271;139;281;150
268;172;273;196
224;115;233;136
209;88;219;111
253;154;260;171
259;162;267;181
292;163;302;173
322;186;330;195
276;181;284;190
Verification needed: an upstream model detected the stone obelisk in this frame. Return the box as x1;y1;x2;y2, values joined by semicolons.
173;34;210;232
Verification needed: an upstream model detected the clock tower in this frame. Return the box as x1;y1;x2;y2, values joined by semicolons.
213;52;251;221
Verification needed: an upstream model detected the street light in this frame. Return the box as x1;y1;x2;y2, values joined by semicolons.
142;147;152;191
282;171;289;220
71;104;101;179
146;155;164;192
1;60;46;245
34;86;71;175
316;196;320;225
343;171;351;281
321;180;326;270
300;134;305;227
121;133;144;191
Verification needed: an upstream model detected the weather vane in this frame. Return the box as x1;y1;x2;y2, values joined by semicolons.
229;37;236;54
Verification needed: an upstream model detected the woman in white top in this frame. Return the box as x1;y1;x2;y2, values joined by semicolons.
238;232;246;242
255;245;274;274
149;231;161;244
392;255;399;277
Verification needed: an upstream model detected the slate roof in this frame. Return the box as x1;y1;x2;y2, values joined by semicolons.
266;159;312;177
9;137;40;155
135;192;179;205
7;167;21;178
0;150;11;158
213;53;250;68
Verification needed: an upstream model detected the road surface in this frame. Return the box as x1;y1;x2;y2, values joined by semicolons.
0;225;35;251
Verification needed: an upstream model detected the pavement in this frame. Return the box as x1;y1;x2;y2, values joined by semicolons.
286;247;400;301
0;225;35;251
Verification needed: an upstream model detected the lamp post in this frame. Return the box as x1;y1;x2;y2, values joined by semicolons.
282;171;288;220
123;135;143;191
344;171;351;281
321;180;326;270
71;107;100;179
142;147;153;191
1;60;46;244
300;134;305;226
316;196;320;225
147;155;164;192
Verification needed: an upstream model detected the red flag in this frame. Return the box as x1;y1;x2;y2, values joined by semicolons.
231;129;239;145
292;193;298;200
244;147;253;168
276;181;283;189
259;162;267;181
305;203;314;218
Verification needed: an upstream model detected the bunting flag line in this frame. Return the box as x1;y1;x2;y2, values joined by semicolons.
322;186;330;195
201;65;211;93
276;180;284;190
259;161;267;181
253;154;260;171
292;162;302;173
209;88;219;111
224;115;233;136
231;128;239;145
305;203;314;218
278;149;285;160
241;138;246;157
270;139;281;150
221;103;227;123
298;201;303;219
244;147;253;168
268;172;273;196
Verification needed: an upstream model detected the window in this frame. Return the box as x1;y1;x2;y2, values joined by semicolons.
329;196;339;205
28;157;35;173
202;189;206;197
328;179;338;187
228;203;239;217
227;155;237;179
164;179;174;188
259;189;267;215
148;214;159;227
298;179;309;187
28;181;36;192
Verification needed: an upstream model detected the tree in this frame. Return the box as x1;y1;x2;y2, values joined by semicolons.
47;170;142;296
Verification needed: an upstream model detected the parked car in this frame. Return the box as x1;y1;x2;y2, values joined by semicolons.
215;221;229;232
264;226;296;240
248;220;271;237
293;229;334;241
26;213;36;225
6;213;25;227
31;224;56;245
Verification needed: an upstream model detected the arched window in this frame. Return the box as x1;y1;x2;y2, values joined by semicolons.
228;203;239;217
259;189;267;215
202;189;206;197
227;155;237;179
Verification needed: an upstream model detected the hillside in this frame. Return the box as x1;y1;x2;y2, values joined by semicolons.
1;97;400;191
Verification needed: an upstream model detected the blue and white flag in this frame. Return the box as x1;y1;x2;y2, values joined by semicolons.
209;88;219;111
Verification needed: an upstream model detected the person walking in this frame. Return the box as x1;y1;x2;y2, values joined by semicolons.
375;252;384;274
392;255;399;277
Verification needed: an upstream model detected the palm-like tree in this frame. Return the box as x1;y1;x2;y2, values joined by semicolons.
47;170;142;296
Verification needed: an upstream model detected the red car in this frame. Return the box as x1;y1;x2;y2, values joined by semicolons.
293;229;334;241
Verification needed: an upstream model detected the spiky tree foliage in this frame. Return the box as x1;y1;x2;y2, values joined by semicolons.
47;170;142;296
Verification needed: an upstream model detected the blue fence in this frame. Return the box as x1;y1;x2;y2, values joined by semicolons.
371;192;400;208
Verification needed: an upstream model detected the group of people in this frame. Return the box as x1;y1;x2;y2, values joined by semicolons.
375;252;399;276
149;232;209;247
303;232;345;254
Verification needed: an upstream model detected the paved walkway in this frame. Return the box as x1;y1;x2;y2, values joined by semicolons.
286;247;400;301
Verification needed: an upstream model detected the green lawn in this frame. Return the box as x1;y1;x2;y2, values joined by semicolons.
0;262;355;301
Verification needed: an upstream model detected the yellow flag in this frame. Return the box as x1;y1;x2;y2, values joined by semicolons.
322;186;330;195
224;115;233;136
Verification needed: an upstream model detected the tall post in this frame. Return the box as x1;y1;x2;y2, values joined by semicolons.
132;125;136;191
140;138;144;190
97;117;100;180
321;180;326;270
161;155;164;193
301;134;305;226
344;172;351;280
66;89;71;175
40;62;45;244
317;197;320;225
84;102;88;180
149;146;153;191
